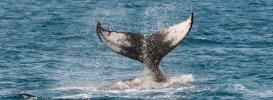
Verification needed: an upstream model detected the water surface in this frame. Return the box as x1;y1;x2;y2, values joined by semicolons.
0;0;273;99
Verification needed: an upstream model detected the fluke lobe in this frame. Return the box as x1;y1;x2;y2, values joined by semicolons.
96;7;193;82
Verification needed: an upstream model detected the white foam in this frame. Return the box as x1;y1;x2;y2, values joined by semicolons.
99;74;194;90
52;74;194;92
53;93;90;100
232;84;251;92
51;74;195;99
231;84;273;98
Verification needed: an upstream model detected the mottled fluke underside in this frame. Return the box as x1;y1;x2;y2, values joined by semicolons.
96;7;193;82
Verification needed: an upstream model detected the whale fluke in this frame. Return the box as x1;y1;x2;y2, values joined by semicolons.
96;21;145;63
96;7;193;82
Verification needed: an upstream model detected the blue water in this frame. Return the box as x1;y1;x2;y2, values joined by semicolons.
1;0;273;99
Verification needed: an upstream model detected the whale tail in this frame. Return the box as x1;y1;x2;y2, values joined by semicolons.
96;7;193;82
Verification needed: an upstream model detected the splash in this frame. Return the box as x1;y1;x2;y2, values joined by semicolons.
99;74;194;90
51;74;194;99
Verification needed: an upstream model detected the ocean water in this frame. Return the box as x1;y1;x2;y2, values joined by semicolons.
1;0;273;99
